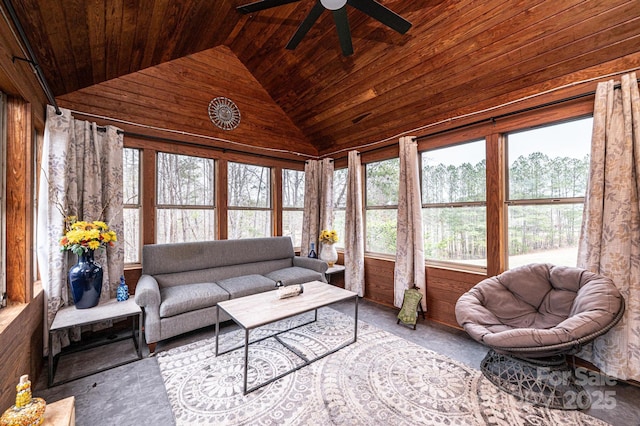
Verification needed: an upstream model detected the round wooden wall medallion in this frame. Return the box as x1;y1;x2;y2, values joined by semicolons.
208;97;241;131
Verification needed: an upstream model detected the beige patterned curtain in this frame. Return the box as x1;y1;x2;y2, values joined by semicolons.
301;159;334;256
577;72;640;381
393;137;426;309
37;105;124;356
344;151;365;297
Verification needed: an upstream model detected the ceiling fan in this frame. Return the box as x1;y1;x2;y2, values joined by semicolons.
237;0;412;56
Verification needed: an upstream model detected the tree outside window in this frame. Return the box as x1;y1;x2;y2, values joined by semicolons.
156;152;215;243
421;139;487;268
123;148;141;263
227;162;272;239
365;158;399;254
506;117;592;268
333;168;347;250
282;168;304;248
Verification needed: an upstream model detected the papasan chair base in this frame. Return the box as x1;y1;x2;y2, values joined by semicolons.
481;350;590;410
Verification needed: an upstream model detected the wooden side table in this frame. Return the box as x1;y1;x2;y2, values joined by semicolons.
44;396;75;425
325;264;345;284
48;298;142;387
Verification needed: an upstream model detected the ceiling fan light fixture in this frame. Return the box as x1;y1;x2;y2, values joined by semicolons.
320;0;347;10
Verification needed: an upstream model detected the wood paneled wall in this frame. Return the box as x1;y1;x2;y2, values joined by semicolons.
0;12;47;129
0;16;49;400
425;267;485;327
357;256;484;328
0;290;44;412
57;46;318;160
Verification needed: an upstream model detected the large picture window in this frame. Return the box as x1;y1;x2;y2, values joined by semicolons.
156;152;215;243
506;117;592;268
123;148;141;263
421;139;487;268
365;158;399;254
282;168;304;248
228;162;272;239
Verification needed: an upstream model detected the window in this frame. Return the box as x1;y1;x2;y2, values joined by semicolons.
0;95;5;307
227;162;272;239
365;158;399;254
282;168;304;248
421;139;487;268
506;117;592;268
333;168;347;250
156;152;215;243
123;148;141;263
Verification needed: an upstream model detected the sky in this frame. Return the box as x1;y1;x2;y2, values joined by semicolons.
508;116;593;164
422;116;593;167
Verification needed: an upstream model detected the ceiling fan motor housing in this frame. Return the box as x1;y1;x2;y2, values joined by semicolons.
320;0;347;10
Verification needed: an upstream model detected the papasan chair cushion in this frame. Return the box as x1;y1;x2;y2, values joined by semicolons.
455;263;624;357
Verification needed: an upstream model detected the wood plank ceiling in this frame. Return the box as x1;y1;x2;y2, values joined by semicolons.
9;0;640;157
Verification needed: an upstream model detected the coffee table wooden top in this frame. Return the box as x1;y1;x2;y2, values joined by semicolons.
217;281;356;329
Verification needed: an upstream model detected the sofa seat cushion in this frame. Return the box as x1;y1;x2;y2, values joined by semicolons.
216;274;276;299
265;267;324;286
159;283;229;318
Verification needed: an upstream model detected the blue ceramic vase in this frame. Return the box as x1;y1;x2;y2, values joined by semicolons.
116;275;129;301
68;250;103;309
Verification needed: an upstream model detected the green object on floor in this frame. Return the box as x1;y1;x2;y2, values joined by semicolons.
397;288;425;329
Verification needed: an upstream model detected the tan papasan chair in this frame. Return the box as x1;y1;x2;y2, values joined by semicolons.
455;263;624;410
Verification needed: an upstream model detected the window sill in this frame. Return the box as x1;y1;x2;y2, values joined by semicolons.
364;252;396;262
0;301;28;335
0;285;43;335
425;261;487;275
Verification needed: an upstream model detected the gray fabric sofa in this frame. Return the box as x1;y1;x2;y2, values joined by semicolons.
134;237;328;352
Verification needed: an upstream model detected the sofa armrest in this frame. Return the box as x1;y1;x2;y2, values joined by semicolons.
293;256;328;274
134;274;162;346
134;274;161;308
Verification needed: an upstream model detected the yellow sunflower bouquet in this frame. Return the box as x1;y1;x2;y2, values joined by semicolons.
60;217;117;256
319;229;339;244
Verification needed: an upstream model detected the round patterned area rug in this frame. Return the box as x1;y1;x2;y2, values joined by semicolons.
156;309;609;426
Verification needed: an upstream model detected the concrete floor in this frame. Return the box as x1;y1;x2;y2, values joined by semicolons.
34;299;640;426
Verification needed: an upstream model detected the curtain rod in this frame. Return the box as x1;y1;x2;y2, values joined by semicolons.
1;0;61;115
107;129;307;164
328;137;418;161
414;78;639;141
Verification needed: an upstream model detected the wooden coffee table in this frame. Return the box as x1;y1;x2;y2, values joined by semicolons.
215;280;358;394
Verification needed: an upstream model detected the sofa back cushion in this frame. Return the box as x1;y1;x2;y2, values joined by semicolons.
142;237;295;276
154;259;292;288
